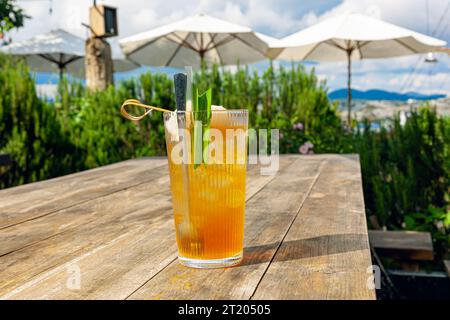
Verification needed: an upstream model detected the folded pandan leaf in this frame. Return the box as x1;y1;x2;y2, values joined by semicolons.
192;85;212;168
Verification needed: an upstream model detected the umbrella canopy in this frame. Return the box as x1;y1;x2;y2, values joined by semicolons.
119;13;277;68
271;12;446;123
1;29;84;78
1;29;139;78
109;40;141;73
65;39;140;78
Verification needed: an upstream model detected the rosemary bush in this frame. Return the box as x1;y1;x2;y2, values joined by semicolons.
355;108;449;257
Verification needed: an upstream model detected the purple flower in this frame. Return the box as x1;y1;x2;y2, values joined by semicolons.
299;141;314;155
305;141;314;149
292;122;304;131
299;145;309;154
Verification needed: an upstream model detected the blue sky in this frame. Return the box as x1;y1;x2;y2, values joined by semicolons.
9;0;450;95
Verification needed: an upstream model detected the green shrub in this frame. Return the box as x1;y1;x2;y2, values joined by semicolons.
52;75;174;170
0;55;76;188
404;206;449;259
194;63;349;154
355;108;449;227
355;107;449;257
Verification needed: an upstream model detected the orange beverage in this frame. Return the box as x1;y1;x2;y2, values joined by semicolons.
164;110;248;268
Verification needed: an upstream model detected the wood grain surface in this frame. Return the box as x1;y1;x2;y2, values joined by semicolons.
0;155;375;300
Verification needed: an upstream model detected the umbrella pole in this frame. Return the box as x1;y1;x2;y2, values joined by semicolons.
59;53;64;83
346;50;352;125
199;51;205;70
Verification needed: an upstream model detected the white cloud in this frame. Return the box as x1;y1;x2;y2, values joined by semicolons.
9;0;450;43
5;0;450;95
314;64;449;95
300;0;448;38
9;0;450;40
295;0;450;94
222;0;300;37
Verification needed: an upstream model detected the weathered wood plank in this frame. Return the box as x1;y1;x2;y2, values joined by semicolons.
251;155;375;300
0;155;372;300
0;158;167;229
127;157;323;300
0;163;170;257
0;157;296;257
0;219;178;300
369;230;434;261
0;177;172;296
0;156;298;299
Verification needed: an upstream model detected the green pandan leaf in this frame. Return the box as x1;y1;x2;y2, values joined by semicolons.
192;85;212;168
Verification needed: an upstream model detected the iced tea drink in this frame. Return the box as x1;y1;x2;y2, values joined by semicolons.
164;110;248;268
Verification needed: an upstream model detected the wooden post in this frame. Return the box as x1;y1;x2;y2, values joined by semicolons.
85;37;114;91
85;4;118;91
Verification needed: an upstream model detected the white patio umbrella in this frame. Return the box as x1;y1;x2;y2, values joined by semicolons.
271;12;446;123
109;40;141;73
119;13;277;68
1;29;84;79
66;39;140;77
1;29;139;79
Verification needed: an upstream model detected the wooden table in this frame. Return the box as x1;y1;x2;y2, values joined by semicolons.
0;155;375;300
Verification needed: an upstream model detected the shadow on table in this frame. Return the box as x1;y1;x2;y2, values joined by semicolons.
241;233;369;266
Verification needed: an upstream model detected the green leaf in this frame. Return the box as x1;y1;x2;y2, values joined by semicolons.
192;85;212;168
404;215;416;229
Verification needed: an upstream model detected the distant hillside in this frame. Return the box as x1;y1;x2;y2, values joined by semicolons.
328;89;446;101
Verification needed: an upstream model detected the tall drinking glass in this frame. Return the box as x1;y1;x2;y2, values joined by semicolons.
163;110;248;268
